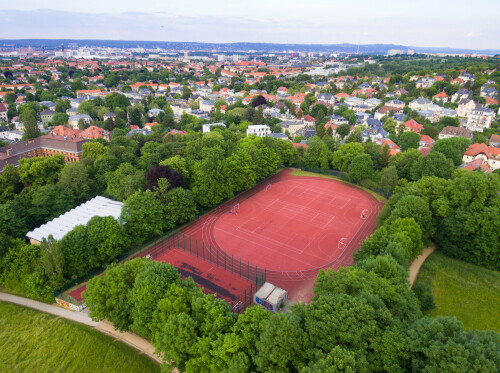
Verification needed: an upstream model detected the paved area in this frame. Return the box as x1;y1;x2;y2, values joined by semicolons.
0;292;161;364
408;246;436;287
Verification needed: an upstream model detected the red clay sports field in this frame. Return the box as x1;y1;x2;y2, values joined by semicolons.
178;168;383;303
68;169;383;307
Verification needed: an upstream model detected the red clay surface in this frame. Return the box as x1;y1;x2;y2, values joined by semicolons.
182;168;383;303
68;285;87;302
156;248;252;304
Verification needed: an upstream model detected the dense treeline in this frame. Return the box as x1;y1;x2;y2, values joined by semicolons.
84;256;500;372
0;128;296;301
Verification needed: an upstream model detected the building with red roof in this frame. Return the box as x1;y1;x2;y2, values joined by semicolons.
419;134;435;149
49;125;82;138
80;126;112;141
462;143;500;170
404;119;423;133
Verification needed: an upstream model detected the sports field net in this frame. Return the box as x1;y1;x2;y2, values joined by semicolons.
138;231;267;288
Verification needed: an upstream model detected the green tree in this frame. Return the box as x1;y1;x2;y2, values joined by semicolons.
389;149;423;180
331;142;364;171
21;109;41;140
336;123;351;139
431;137;471;166
84;258;151;330
410;151;455;180
379;165;399;196
192;147;233;207
120;190;165;245
86;216;130;264
255;313;308;372
18;154;66;186
348;154;373;183
163;187;198;227
129;261;181;337
105;163;146;201
58;162;92;200
398;131;420;152
39;236;65;289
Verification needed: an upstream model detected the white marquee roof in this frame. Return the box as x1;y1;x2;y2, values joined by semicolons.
26;196;123;242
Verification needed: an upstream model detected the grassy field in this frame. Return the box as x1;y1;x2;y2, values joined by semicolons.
0;301;160;373
415;252;500;332
290;169;386;202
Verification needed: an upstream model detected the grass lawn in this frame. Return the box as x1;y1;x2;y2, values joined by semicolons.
415;252;500;333
0;301;160;373
290;169;386;202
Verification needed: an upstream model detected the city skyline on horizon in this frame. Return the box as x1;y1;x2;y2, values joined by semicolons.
1;0;499;50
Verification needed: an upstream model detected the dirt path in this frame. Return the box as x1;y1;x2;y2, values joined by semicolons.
0;292;161;364
408;246;436;287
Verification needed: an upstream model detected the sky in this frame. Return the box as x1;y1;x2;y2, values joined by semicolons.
1;0;499;50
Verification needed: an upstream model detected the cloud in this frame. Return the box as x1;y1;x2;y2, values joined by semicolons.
467;31;482;37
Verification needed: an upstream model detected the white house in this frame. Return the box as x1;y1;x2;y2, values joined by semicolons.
465;107;496;132
457;99;476;118
247;125;271;137
68;114;92;129
199;100;215;112
148;108;165;118
409;97;432;111
202;122;226;133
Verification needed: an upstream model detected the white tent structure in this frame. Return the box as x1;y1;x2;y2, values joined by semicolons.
26;196;124;244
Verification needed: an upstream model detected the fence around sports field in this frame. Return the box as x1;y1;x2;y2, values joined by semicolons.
135;231;266;313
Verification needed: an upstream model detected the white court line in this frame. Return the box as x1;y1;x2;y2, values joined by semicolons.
214;227;321;269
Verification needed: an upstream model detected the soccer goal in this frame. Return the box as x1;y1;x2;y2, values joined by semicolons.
265;183;272;191
338;237;347;251
361;209;369;219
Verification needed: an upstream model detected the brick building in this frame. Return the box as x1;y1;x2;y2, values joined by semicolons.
0;134;87;172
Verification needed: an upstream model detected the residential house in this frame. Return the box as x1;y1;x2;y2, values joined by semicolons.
409;97;432;111
199;100;215;112
419;134;435;149
438;126;473;140
279;121;307;136
0;103;8;122
433;91;449;103
202;122;226;133
416;77;435;89
490;134;500;147
0;130;23;142
49;125;82;138
451;88;471;103
143;122;159;131
466;106;495;132
295;126;316;138
403;119;423;133
148;108;165;118
40;110;55;126
457;99;476;118
103;112;116;121
68;114;92;129
462;143;500;170
247;125;271;137
385;99;405;110
266;133;289;141
80;126;112;141
317;93;335;105
374;106;402;120
375;139;400;155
